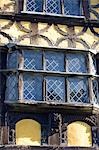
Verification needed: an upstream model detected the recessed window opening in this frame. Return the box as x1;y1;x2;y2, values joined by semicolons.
24;0;83;16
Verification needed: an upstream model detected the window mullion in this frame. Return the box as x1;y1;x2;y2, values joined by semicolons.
18;50;24;69
85;53;89;74
88;77;92;104
88;52;96;75
87;52;92;74
82;0;90;18
43;51;46;71
61;0;64;15
66;77;69;103
65;52;67;72
43;77;46;101
24;0;27;12
64;53;67;103
43;51;46;102
43;0;46;13
18;0;24;13
80;0;83;16
18;73;24;102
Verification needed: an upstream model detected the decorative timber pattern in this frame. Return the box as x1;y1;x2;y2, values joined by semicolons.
0;22;98;52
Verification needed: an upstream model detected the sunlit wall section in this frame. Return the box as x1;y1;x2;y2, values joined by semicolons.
67;121;92;147
16;119;41;146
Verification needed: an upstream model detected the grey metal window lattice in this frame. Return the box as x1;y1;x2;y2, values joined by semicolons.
45;77;65;102
64;0;81;15
8;51;87;73
45;52;64;72
26;0;43;12
46;0;61;14
6;75;18;100
68;78;88;103
7;51;18;69
23;74;42;100
24;50;42;70
66;53;87;73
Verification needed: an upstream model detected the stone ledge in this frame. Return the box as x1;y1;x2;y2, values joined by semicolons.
0;146;98;150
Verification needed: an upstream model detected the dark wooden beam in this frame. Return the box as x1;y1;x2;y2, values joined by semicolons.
82;0;90;19
18;0;24;13
4;101;99;114
0;145;96;150
0;13;98;27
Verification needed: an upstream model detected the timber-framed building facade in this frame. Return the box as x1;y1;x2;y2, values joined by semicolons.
0;0;99;150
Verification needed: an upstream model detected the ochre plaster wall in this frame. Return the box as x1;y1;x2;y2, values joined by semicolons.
16;119;41;146
67;121;92;147
0;0;15;12
90;0;99;19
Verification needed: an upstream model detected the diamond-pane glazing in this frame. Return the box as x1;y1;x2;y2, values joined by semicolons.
26;0;43;12
66;53;87;73
23;74;42;100
68;78;88;103
25;0;82;16
7;51;18;69
92;80;99;104
45;77;65;102
64;0;81;16
24;50;42;70
6;74;18;100
45;52;64;72
46;0;61;14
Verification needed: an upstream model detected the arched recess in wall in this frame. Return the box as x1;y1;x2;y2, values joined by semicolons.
67;121;92;147
16;119;41;146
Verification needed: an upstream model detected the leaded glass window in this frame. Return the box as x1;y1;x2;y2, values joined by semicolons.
5;74;18;100
45;77;65;102
92;80;99;104
23;74;43;100
46;0;61;14
66;53;87;73
26;0;43;12
24;0;82;16
64;0;81;16
6;48;96;105
68;78;88;103
44;52;64;72
24;50;42;70
7;51;18;69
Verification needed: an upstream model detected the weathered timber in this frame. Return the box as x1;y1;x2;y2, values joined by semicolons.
0;145;97;150
0;13;98;27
